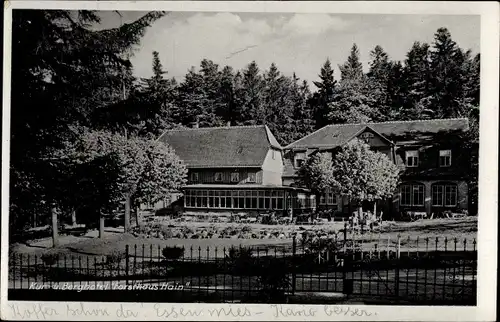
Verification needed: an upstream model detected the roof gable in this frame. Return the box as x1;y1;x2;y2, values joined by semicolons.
349;126;394;146
158;125;280;168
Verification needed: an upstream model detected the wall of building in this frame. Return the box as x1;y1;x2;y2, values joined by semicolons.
261;148;283;185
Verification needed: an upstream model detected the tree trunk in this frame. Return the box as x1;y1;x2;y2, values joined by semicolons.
51;207;59;248
99;214;105;238
71;210;77;226
124;194;131;232
135;206;140;227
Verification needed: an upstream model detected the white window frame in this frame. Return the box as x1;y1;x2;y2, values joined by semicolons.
191;172;199;182
247;172;256;183
439;150;452;167
432;184;457;207
214;172;223;182
400;183;425;206
231;172;240;183
406;150;419;168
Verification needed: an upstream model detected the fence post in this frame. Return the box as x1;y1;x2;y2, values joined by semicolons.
125;245;129;286
394;234;401;298
291;236;297;295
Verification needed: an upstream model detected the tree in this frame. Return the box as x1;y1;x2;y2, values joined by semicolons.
312;59;337;129
62;128;188;233
398;41;433;120
331;139;400;216
329;44;377;124
339;44;364;82
263;63;295;145
290;75;314;143
428;28;465;118
10;10;166;244
241;61;265;124
296;152;335;198
367;46;393;121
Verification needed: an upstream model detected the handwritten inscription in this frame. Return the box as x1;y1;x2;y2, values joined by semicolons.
7;303;376;320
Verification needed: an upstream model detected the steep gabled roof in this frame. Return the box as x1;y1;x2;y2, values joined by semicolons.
285;118;469;149
158;125;281;168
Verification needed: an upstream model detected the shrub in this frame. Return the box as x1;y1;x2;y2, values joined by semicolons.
241;225;252;233
106;250;124;265
258;259;292;303
162;246;184;260
161;226;174;238
41;253;58;266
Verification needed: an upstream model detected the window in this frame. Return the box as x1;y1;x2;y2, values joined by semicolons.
359;132;374;143
214;172;223;182
400;183;425;206
439;150;451;167
406;150;419;167
432;184;457;207
320;188;337;205
191;172;199;182
247;172;256;183
231;172;239;183
294;152;306;168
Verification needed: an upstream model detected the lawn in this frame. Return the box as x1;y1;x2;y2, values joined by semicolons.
9;217;477;259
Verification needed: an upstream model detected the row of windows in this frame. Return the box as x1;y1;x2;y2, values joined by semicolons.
184;189;285;210
184;189;315;210
293;149;453;169
190;172;256;183
400;183;457;207
405;150;452;168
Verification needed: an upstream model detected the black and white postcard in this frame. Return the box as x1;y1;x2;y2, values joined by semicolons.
1;1;498;321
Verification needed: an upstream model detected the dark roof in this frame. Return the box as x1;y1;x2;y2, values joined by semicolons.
158;125;281;168
285;118;469;149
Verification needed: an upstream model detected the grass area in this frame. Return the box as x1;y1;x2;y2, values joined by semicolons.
9;217;477;258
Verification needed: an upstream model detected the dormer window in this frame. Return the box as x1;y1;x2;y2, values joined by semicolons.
406;150;419;167
439;150;452;167
294;152;306;168
247;172;256;183
191;172;199;182
214;172;223;182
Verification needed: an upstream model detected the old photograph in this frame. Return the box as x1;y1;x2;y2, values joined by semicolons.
1;2;497;318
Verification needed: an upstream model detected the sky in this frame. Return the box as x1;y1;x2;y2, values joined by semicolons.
97;11;480;87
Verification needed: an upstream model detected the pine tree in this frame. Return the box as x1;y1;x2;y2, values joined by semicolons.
215;65;240;126
176;67;206;126
329;44;375;124
312;59;337;129
428;28;464;118
241;61;265;124
399;41;433;120
291;76;314;143
339;44;364;81
367;46;393;121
